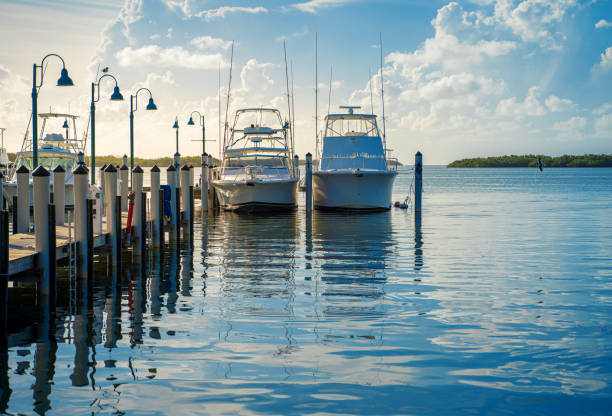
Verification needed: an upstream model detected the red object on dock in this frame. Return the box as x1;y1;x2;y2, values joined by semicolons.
126;200;134;234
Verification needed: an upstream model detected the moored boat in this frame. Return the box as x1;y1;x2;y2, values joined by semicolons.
213;108;298;213
313;106;397;211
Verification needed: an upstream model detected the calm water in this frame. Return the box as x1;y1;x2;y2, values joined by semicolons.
2;166;612;415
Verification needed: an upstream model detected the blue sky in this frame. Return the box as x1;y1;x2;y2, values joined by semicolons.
0;0;610;163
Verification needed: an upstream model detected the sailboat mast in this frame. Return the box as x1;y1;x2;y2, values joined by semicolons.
218;63;221;156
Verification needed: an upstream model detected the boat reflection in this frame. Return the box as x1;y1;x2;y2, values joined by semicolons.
310;211;395;318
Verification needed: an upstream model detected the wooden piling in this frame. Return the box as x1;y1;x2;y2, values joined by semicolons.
415;151;422;213
180;165;190;225
132;166;144;254
16;165;29;233
104;164;119;267
48;203;56;302
32;166;51;294
306;152;313;212
73;164;89;278
150;166;161;246
166;165;177;234
120;163;129;212
53;165;66;225
200;153;208;212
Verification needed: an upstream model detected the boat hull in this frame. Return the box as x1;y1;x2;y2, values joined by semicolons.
213;179;298;212
313;170;397;211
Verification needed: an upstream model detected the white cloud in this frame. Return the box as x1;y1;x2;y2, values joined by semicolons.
115;45;228;69
190;35;232;51
493;0;578;50
553;116;587;140
276;25;309;41
290;0;352;14
593;103;612;115
594;113;612;138
545;95;574;112
166;27;173;38
595;19;612;29
496;86;547;118
195;6;267;21
595;46;612;71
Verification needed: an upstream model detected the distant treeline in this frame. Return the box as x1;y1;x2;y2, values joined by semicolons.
8;153;219;167
447;154;612;168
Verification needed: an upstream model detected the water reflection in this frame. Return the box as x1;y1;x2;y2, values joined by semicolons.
312;211;394;318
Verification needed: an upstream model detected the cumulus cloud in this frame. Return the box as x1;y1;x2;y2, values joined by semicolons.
553;116;587;140
190;35;232;51
496;86;547;118
290;0;353;14
195;6;267;21
115;45;228;69
493;0;578;50
595;46;612;71
545;95;574;112
595;19;612;29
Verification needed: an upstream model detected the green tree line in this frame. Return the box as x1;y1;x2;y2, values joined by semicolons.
7;153;219;167
447;154;612;168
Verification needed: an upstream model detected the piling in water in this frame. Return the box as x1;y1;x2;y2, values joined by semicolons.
73;164;89;277
53;166;65;225
306;152;313;212
415;151;422;213
104;164;120;266
180;165;190;225
132;166;144;255
201;153;208;212
150;166;161;247
33;166;51;294
120;163;129;212
16;165;29;233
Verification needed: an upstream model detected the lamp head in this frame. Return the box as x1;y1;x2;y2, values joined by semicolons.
57;68;74;87
146;97;157;110
187;116;195;126
62;119;69;129
172;119;179;129
110;85;124;101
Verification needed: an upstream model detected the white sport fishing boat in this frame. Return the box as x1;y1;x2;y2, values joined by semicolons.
313;106;397;211
3;112;86;207
213;108;298;212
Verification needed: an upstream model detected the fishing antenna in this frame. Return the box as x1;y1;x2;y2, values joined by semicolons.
218;63;222;156
327;66;333;116
290;60;296;156
283;41;293;151
379;32;386;141
223;41;234;149
369;67;374;114
315;32;319;160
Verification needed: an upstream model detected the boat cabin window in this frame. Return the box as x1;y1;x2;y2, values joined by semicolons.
17;156;76;172
325;117;379;137
226;155;287;168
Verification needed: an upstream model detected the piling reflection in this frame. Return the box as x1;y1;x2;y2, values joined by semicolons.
414;211;423;271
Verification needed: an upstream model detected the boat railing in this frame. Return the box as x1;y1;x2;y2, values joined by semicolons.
319;154;396;172
214;165;294;182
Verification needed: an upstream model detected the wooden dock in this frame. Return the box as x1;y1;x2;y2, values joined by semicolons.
7;212;131;276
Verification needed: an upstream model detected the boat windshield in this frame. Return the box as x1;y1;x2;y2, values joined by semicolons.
226;155;288;168
17;156;77;172
325;116;379;138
